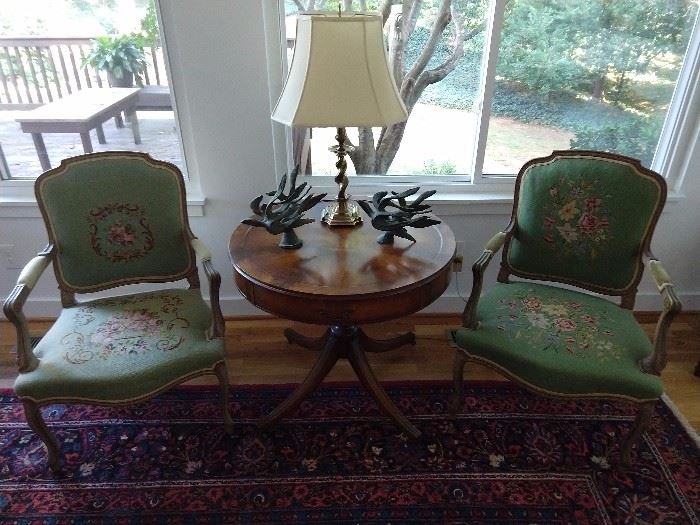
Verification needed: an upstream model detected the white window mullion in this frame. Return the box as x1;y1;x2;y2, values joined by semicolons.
265;0;293;178
652;10;700;192
471;0;506;184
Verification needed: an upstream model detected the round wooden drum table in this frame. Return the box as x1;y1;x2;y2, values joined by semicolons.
228;211;455;438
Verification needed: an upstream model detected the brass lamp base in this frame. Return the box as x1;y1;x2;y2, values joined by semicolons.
321;198;362;227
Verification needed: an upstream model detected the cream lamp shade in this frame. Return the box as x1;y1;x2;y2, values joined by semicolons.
271;11;408;128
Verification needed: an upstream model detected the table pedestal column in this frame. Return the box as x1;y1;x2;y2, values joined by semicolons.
257;325;420;438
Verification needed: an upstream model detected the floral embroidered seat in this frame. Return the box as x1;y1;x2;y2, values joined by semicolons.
14;289;224;403
450;150;681;465
3;152;233;473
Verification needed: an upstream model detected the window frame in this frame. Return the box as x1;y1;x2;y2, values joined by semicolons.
0;0;205;216
268;0;700;199
0;0;697;211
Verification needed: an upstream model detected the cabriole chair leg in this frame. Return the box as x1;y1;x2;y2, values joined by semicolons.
450;350;468;417
214;362;234;434
22;399;61;473
620;401;655;465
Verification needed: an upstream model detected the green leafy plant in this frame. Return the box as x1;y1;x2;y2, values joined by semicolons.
83;34;147;87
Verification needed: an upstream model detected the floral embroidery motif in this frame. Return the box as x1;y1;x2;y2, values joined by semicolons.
62;293;189;364
542;177;611;259
88;203;155;262
494;288;623;362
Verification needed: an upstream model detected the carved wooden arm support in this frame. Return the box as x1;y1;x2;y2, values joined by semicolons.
462;231;508;329
641;254;682;375
191;238;225;339
2;245;54;373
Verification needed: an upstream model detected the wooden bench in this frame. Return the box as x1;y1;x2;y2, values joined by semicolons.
136;85;172;111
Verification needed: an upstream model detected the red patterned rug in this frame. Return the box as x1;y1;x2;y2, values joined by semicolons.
1;381;698;524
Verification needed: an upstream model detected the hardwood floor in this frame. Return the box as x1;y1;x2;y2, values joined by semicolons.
1;313;698;431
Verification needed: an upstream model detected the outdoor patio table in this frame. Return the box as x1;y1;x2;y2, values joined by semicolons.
15;87;141;171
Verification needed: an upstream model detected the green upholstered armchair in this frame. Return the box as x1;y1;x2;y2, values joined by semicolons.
450;150;681;465
3;152;233;473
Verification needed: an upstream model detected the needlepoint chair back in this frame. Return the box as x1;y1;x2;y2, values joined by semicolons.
35;152;195;293
502;151;666;299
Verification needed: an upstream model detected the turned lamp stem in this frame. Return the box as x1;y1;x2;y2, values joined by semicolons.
321;127;363;227
333;127;350;200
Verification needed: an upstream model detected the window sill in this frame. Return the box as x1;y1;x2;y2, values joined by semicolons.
0;193;207;218
0;188;681;219
350;189;682;216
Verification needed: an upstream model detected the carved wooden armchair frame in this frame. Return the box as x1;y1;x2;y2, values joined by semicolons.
3;152;233;473
451;150;681;464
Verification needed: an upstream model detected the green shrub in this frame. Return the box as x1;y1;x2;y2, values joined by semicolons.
569;116;664;167
417;159;457;175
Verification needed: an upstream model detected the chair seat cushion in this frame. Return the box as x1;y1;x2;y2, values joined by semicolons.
15;289;224;403
451;282;662;401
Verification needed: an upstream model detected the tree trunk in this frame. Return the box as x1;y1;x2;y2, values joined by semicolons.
297;0;482;174
592;76;605;101
344;0;484;174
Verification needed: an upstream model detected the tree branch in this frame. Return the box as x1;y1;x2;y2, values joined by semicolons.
388;7;406;86
403;0;451;89
348;127;377;173
415;6;484;95
380;0;394;23
404;0;423;42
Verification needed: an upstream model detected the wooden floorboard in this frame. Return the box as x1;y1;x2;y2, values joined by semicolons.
1;314;698;431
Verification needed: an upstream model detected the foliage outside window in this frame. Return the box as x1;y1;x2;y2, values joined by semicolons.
0;0;182;180
283;0;699;179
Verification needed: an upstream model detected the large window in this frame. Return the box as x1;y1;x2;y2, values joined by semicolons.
0;0;183;180
281;0;699;182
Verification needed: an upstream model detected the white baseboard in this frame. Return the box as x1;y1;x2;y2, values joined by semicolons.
215;291;700;317
12;290;700;320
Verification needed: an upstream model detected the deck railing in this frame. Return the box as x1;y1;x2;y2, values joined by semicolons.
0;37;167;110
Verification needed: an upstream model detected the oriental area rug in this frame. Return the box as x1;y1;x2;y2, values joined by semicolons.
0;382;698;524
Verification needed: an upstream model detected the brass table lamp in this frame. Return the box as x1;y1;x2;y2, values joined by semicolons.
271;11;408;227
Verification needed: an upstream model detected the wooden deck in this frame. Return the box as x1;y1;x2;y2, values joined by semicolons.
1;109;183;179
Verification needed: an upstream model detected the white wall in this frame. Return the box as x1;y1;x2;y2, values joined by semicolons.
0;1;698;319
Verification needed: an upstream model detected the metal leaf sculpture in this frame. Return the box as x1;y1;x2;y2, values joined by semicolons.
357;187;441;244
242;165;326;249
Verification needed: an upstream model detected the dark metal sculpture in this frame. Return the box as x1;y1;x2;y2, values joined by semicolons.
242;166;326;249
358;187;441;244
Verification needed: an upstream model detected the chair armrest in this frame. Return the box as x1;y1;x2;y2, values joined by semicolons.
641;255;682;374
462;231;508;329
190;238;225;339
2;246;54;373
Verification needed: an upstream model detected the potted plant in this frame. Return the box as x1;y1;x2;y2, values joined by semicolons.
84;34;147;88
